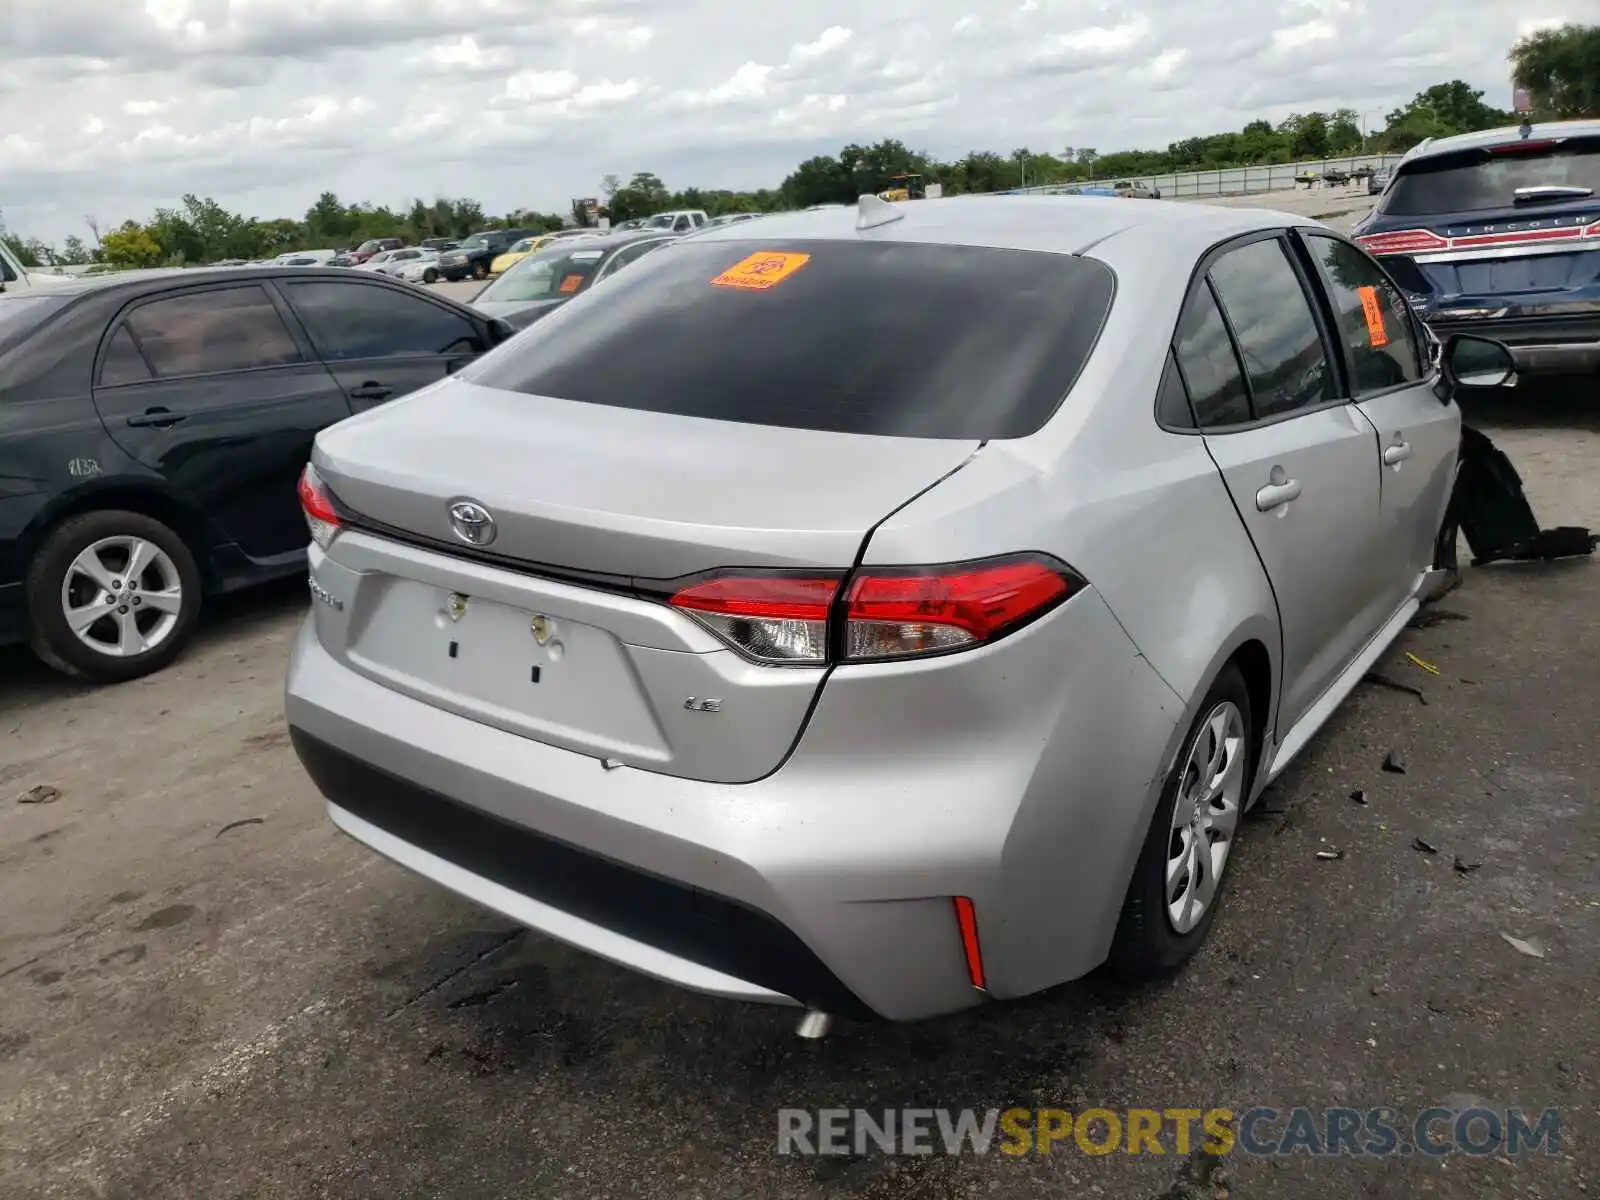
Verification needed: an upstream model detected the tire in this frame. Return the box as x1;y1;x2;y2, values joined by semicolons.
472;260;488;280
25;510;203;684
1108;663;1255;977
423;268;438;284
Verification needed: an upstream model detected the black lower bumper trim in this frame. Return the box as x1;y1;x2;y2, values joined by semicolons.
290;729;877;1020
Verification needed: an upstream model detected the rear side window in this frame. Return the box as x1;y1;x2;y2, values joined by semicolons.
125;286;302;377
98;326;153;386
285;281;484;360
1301;235;1422;394
1207;239;1335;420
1382;139;1600;216
469;240;1117;439
1173;282;1251;428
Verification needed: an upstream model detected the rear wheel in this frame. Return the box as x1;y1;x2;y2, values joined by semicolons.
472;260;488;280
1108;664;1253;976
25;511;203;684
423;267;438;284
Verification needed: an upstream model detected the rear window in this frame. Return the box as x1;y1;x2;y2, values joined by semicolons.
1383;138;1600;216
469;240;1116;439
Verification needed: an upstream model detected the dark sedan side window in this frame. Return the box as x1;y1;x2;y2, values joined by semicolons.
98;326;154;386
284;281;485;361
1301;234;1422;395
125;285;303;378
1207;238;1336;421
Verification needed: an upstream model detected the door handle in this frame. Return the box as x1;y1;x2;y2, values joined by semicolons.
1255;478;1302;512
347;383;394;402
1383;440;1412;466
125;408;186;428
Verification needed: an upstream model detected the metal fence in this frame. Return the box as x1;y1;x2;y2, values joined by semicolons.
1017;154;1406;199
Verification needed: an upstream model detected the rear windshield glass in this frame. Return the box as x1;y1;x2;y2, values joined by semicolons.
1383;139;1600;216
469;239;1116;439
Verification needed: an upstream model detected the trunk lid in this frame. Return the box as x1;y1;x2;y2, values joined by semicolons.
308;378;979;782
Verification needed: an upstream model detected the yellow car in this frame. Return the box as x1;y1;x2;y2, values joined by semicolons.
489;235;552;276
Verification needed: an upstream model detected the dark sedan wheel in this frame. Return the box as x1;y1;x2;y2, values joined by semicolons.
472;260;489;280
1107;663;1254;977
25;510;203;684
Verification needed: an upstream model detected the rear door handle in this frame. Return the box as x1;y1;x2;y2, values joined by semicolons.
1255;479;1302;512
126;408;186;428
1383;440;1412;466
347;383;394;401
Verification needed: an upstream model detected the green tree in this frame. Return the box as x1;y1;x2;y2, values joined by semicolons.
58;235;93;265
780;155;852;208
1511;24;1600;119
99;221;164;268
1;234;52;267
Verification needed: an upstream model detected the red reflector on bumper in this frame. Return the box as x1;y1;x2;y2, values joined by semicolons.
953;896;986;991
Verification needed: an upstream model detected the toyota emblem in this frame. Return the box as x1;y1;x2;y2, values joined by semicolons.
448;500;497;546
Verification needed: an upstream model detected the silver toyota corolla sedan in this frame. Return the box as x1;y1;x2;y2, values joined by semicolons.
286;194;1511;1025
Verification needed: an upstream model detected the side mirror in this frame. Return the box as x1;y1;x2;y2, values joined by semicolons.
487;318;518;346
1441;334;1516;391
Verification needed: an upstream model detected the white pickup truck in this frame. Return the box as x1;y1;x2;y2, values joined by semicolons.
0;240;71;293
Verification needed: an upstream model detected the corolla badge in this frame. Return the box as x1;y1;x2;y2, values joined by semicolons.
448;499;497;546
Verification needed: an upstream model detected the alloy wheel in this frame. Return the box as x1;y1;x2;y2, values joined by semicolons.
59;535;184;658
1165;700;1246;934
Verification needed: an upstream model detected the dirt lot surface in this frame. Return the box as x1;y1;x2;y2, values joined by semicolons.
3;196;1596;1198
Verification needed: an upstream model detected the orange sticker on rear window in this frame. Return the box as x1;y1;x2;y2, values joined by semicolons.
559;274;585;294
1357;285;1389;348
710;251;811;291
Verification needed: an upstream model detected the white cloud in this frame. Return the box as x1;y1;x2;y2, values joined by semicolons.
1272;20;1337;51
0;0;1560;242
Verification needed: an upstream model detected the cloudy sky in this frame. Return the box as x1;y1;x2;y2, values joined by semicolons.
1;0;1571;244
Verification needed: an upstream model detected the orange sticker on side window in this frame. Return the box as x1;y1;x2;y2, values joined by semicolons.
710;251;811;291
1357;285;1389;347
559;274;585;294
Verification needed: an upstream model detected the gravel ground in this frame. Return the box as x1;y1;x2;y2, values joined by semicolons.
1;193;1595;1200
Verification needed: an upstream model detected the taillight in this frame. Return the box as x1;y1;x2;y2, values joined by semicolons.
1355;229;1449;256
670;574;838;664
298;464;341;550
669;554;1081;666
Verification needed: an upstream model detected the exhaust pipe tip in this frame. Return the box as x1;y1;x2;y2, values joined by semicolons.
795;1010;834;1040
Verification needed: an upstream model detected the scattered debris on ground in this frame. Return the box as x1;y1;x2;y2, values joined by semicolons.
1500;933;1546;959
1409;608;1470;630
1448;427;1600;566
1364;672;1427;703
1412;836;1440;855
16;784;59;805
1382;751;1407;775
1453;856;1483;874
1405;652;1441;677
1350;789;1369;805
1315;849;1344;861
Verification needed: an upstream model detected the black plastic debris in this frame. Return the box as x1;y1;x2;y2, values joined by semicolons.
1382;751;1407;774
1453;856;1483;874
1412;836;1440;855
1442;426;1600;567
1350;789;1369;805
1364;672;1427;704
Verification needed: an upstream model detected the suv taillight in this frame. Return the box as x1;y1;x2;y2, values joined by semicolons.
298;464;342;550
669;554;1082;666
1355;229;1449;255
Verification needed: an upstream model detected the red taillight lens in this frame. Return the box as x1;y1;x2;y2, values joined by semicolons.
1355;229;1449;256
670;574;839;664
844;555;1077;660
298;464;341;550
670;554;1080;666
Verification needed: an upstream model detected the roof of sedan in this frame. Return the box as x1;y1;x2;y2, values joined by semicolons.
30;265;429;297
685;194;1314;257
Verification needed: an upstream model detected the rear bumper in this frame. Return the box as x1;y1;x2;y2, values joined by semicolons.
1425;314;1600;375
285;577;1184;1021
